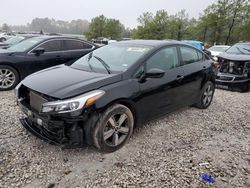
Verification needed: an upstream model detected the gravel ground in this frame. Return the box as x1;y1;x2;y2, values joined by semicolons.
0;89;249;188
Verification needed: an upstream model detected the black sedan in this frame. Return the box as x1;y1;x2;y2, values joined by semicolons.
0;36;97;90
16;40;216;152
216;42;250;92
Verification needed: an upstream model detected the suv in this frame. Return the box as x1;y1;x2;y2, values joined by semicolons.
216;42;250;91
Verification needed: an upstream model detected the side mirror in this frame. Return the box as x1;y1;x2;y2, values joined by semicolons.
33;47;45;56
145;68;165;78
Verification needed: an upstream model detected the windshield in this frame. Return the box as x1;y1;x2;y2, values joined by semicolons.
226;43;250;55
71;44;151;73
5;36;25;45
8;37;44;52
208;46;229;52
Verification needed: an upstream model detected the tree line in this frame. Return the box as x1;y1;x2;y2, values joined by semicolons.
133;0;250;45
1;0;249;45
1;18;89;35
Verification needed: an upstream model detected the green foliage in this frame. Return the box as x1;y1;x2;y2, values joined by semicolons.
133;10;169;39
133;0;250;45
10;18;89;35
85;15;124;40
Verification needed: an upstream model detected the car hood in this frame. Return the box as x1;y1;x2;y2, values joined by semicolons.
0;49;16;56
21;65;123;99
218;53;250;61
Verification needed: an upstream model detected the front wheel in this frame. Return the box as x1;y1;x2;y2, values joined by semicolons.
0;65;20;91
194;81;215;109
0;37;6;42
90;104;134;153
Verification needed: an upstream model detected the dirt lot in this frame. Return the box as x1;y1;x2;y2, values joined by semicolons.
0;89;249;188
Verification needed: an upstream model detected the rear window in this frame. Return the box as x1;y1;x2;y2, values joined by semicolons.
63;40;93;50
39;40;62;52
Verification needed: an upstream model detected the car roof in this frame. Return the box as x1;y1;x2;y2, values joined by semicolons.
33;35;86;41
238;41;250;45
115;39;183;47
182;40;204;44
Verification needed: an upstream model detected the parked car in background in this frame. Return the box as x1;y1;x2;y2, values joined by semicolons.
0;32;15;42
182;40;212;58
208;45;230;60
0;34;39;49
16;40;216;152
0;36;97;90
216;42;250;91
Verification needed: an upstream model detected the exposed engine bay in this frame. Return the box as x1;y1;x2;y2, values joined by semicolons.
219;59;250;76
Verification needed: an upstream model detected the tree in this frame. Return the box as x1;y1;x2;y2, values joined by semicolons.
85;15;124;40
133;10;169;39
225;0;248;44
104;19;123;39
2;24;10;32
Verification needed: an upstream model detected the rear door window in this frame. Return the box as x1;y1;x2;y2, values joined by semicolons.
63;40;93;50
38;40;62;52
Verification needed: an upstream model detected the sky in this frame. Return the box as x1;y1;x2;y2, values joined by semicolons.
0;0;217;28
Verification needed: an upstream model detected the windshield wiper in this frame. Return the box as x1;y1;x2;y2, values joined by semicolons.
87;52;95;72
236;47;246;54
94;56;111;74
243;48;250;52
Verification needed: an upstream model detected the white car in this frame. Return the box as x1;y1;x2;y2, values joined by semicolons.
208;45;230;60
0;32;15;42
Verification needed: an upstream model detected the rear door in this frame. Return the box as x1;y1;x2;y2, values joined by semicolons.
62;39;95;65
179;46;210;105
135;46;186;121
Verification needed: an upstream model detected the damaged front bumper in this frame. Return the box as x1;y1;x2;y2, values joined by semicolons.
215;73;250;90
18;101;88;148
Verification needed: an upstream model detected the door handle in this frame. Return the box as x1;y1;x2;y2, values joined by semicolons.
176;75;184;81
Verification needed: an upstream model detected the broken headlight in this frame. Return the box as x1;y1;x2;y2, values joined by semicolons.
41;90;105;114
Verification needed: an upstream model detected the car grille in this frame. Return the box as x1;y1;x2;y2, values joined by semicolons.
19;85;50;113
217;76;234;81
29;91;48;112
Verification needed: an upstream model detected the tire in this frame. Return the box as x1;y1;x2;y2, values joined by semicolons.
239;84;250;92
0;37;6;42
0;65;20;91
194;81;215;109
87;104;134;153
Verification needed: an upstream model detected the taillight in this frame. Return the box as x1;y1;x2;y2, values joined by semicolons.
212;61;220;70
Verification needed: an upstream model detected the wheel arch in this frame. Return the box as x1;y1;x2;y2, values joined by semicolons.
0;63;21;79
97;98;139;128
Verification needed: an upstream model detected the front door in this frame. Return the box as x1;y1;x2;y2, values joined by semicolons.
135;46;186;121
25;40;65;75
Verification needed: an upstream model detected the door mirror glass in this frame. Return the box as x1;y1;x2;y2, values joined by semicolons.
145;68;165;78
33;47;45;55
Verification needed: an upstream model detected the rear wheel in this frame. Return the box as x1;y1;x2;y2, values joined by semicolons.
88;104;134;153
195;81;215;109
0;65;19;91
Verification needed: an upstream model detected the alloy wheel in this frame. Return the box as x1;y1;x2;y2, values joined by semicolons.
203;85;213;106
103;113;130;147
0;68;16;89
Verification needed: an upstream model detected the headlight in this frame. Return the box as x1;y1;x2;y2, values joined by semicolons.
41;90;105;114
